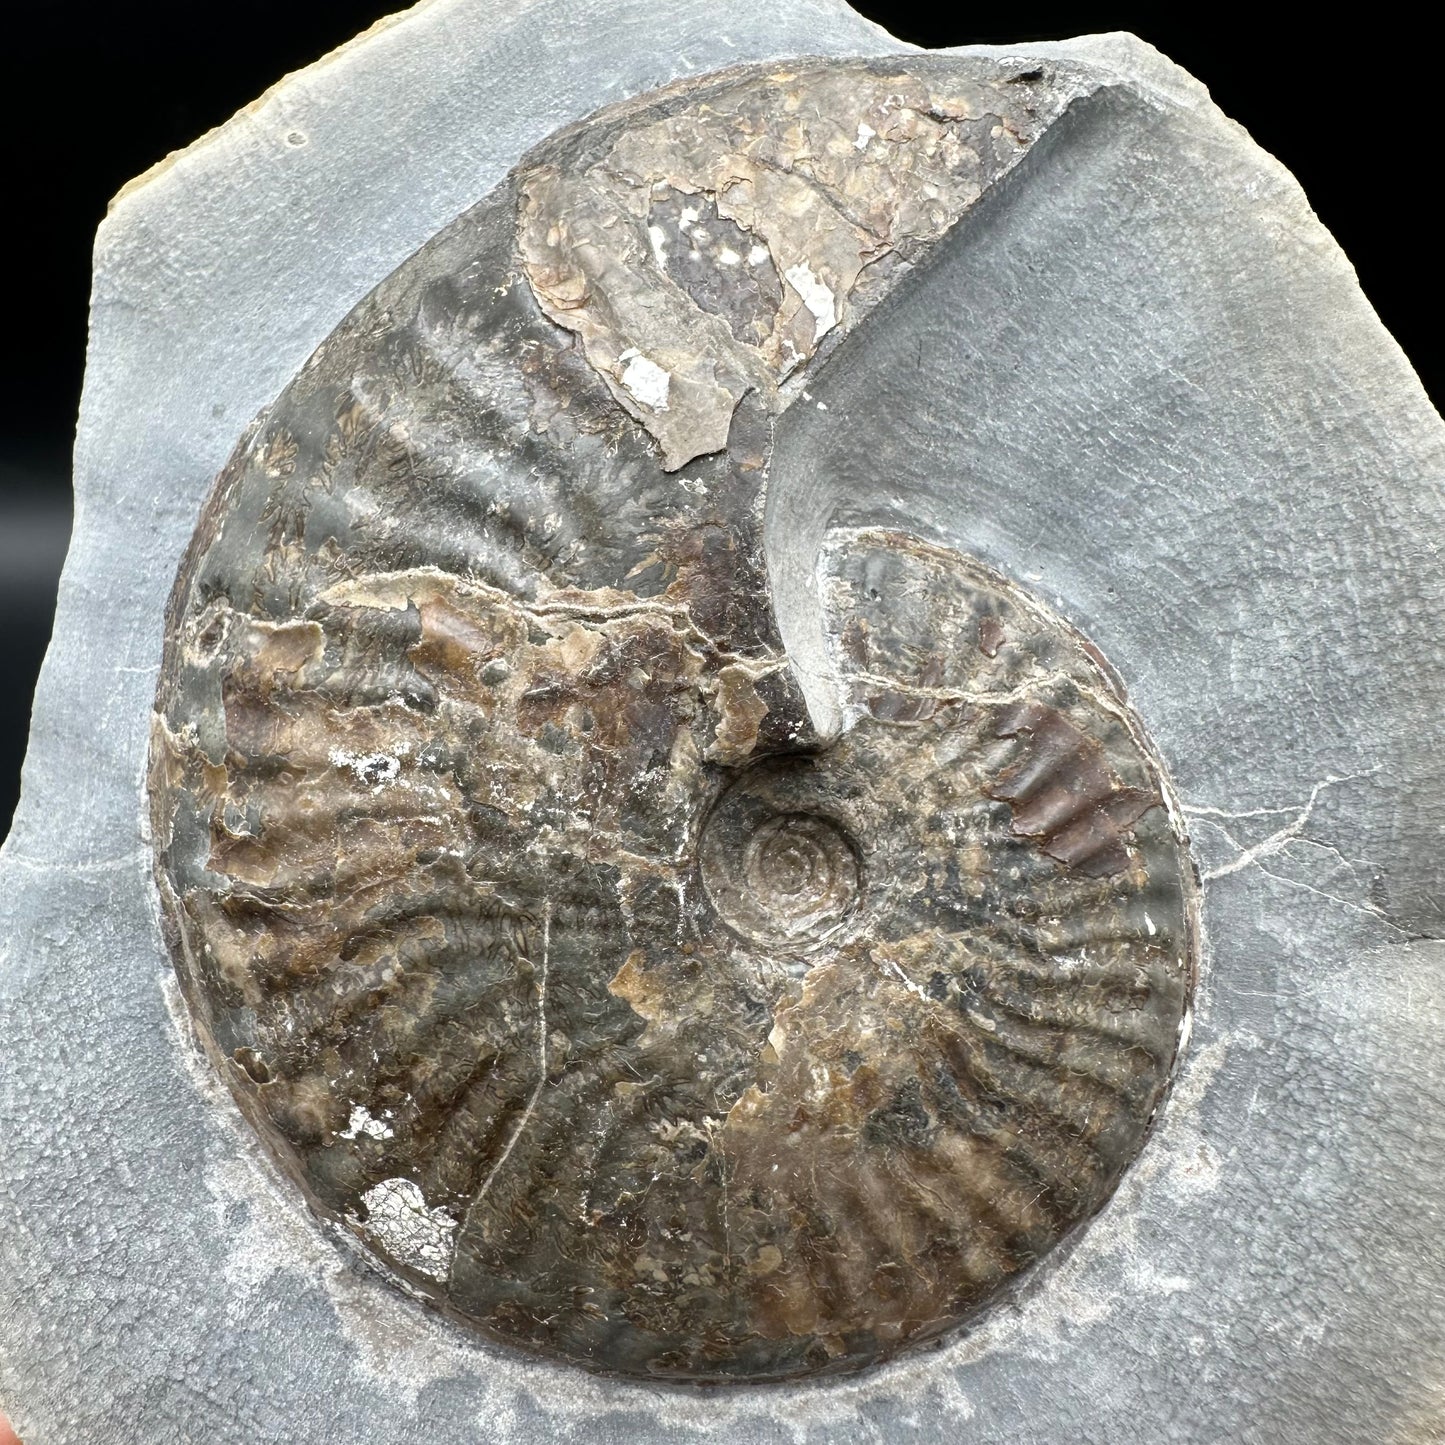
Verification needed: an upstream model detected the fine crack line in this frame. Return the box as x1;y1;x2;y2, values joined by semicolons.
1194;772;1377;882
474;901;550;1209
1247;857;1408;935
784;640;1136;726
829;666;1131;721
1189;772;1406;934
1183;802;1308;822
319;567;780;670
2;847;151;877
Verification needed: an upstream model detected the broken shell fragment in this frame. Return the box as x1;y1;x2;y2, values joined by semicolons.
149;57;1196;1383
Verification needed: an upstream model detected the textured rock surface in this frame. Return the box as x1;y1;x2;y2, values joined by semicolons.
516;62;1080;468
3;0;1444;1438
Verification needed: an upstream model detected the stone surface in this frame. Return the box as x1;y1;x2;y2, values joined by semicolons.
3;0;1444;1439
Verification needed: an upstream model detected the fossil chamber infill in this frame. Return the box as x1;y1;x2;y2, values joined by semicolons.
147;56;1197;1383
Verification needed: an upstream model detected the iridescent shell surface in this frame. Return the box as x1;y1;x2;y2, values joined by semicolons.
150;57;1196;1383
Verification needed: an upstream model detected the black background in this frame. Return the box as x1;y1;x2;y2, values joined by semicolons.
0;2;1439;837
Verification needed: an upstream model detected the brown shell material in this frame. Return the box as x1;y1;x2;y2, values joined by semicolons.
149;57;1195;1383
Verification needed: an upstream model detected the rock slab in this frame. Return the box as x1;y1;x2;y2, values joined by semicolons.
2;2;1443;1441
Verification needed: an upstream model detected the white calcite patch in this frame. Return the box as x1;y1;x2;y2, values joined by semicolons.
351;1178;457;1282
619;349;672;410
784;262;837;342
339;1104;394;1140
329;747;402;787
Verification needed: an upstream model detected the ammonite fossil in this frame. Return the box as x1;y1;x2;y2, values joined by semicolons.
150;56;1196;1383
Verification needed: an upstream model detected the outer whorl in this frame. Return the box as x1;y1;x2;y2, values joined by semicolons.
149;57;1196;1383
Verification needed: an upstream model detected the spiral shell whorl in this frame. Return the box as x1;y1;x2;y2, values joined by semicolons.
150;57;1194;1383
701;766;863;950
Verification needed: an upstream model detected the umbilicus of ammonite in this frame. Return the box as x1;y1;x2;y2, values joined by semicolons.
150;56;1196;1383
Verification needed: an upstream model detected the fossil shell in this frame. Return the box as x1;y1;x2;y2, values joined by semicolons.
150;57;1196;1383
